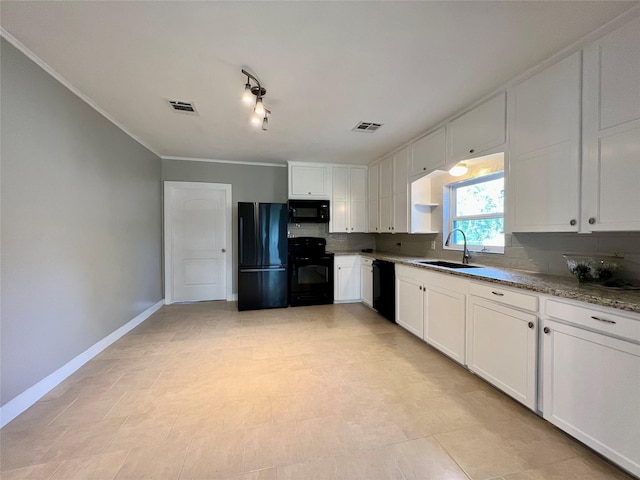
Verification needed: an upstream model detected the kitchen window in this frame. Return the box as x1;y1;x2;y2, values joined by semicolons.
444;172;504;254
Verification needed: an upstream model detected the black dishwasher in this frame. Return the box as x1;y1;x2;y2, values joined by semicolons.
372;260;395;322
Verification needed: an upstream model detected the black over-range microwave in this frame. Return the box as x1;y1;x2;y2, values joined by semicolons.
288;199;330;223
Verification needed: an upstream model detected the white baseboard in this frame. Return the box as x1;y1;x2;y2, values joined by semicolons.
0;299;164;428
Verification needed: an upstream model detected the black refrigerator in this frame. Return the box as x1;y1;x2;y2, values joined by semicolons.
237;202;288;311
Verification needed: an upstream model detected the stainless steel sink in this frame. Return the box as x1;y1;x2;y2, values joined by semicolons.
416;260;481;269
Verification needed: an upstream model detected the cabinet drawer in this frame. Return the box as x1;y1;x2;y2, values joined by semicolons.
545;298;640;342
360;257;373;266
469;282;538;312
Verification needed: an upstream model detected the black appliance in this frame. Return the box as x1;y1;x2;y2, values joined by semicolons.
237;202;288;311
288;237;334;306
288;199;330;223
373;259;396;322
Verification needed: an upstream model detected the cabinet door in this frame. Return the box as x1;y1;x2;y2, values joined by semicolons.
360;261;373;306
509;53;581;232
379;156;393;199
410;127;446;178
368;163;380;233
424;286;466;364
349;167;368;233
582;16;640;232
335;257;360;302
379;196;392;233
396;275;424;338
467;297;537;409
393;149;409;233
289;164;328;198
447;93;506;162
331;166;349;233
542;320;640;477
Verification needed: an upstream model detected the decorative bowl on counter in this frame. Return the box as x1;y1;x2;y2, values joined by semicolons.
563;254;621;283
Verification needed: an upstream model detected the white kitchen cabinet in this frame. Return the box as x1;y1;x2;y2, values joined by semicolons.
330;166;367;233
467;283;538;410
379;156;393;232
423;272;467;364
395;265;467;363
396;267;425;338
447;93;506;162
410;127;446;178
377;151;409;233
368;163;379;233
288;162;330;199
360;257;373;306
334;255;360;303
509;52;581;233
542;299;640;477
392;147;409;233
581;15;640;232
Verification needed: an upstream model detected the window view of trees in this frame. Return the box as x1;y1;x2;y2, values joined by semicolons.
447;173;504;250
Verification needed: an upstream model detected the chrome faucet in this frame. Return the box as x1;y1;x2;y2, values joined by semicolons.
445;228;471;264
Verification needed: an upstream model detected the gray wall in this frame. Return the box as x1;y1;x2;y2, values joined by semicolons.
0;39;163;406
162;159;288;293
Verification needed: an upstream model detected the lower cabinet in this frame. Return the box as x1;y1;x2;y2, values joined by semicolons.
467;284;538;410
360;257;373;306
396;270;425;338
334;255;360;303
542;300;640;478
424;283;466;364
395;265;467;364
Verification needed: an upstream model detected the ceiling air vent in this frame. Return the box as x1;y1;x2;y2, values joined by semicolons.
166;99;199;115
352;122;383;133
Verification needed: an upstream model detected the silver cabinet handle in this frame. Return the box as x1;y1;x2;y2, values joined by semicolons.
591;316;616;324
491;291;504;296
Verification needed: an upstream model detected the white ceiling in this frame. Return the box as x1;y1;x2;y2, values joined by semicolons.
1;1;637;166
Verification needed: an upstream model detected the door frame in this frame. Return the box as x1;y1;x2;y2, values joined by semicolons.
163;181;233;304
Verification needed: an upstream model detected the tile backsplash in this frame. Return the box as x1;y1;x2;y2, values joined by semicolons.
287;223;375;252
376;231;640;280
287;223;639;280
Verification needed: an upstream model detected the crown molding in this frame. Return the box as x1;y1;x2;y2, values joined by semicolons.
0;27;161;158
161;156;287;168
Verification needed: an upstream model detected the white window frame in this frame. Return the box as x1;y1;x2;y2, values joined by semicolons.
443;172;504;254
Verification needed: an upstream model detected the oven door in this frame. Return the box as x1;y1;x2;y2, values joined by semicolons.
288;254;334;306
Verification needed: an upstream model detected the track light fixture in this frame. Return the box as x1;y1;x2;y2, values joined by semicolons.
241;69;270;130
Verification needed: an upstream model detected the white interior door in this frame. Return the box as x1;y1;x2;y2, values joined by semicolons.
164;182;231;303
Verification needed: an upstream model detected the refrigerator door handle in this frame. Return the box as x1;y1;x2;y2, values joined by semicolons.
241;267;287;273
239;218;244;264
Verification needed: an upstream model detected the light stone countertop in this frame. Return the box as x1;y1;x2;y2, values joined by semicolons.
330;250;640;315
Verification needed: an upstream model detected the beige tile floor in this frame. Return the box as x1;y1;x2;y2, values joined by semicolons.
1;302;634;480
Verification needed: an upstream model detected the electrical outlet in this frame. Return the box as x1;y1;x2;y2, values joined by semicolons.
430;241;436;250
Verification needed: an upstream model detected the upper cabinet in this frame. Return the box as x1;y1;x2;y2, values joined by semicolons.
376;148;409;234
392;147;410;233
330;166;367;233
409;127;446;178
509;52;582;232
447;93;506;162
368;163;380;233
288;162;330;199
581;15;640;232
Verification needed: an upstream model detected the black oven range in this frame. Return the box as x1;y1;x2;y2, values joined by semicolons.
288;237;334;306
